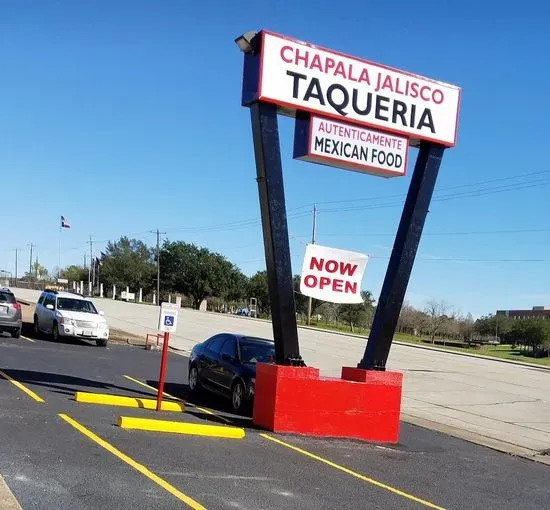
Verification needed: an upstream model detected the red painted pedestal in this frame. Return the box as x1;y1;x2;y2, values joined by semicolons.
252;364;403;443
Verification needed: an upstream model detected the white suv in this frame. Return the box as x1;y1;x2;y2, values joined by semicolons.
34;290;109;346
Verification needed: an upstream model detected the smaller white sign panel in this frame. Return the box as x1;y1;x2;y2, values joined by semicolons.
158;302;179;333
300;244;368;304
121;291;135;300
57;278;69;284
294;115;408;177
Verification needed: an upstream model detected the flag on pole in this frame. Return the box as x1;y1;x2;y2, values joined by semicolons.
61;216;71;229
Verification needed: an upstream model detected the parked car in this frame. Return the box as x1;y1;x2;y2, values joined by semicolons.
0;288;22;338
188;333;275;412
33;289;109;346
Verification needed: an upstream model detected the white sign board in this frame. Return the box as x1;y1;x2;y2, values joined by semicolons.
300;244;368;304
121;291;135;301
294;115;408;177
57;278;69;284
245;31;461;147
158;302;179;333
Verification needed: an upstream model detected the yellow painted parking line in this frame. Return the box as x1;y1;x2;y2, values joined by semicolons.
260;433;446;510
58;414;206;509
74;392;185;411
118;416;245;439
0;369;45;403
20;335;35;343
123;375;230;422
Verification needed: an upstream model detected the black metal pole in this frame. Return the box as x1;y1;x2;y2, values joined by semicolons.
250;101;302;365
359;142;445;370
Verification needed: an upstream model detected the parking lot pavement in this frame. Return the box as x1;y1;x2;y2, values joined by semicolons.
1;332;549;510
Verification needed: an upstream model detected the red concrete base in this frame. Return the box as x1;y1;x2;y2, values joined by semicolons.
252;364;403;443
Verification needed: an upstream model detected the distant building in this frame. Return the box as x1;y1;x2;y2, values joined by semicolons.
496;306;550;320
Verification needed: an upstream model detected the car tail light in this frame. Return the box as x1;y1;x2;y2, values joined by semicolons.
13;303;21;311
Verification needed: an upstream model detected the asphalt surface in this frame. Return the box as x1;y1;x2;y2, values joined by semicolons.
0;328;549;509
14;288;550;459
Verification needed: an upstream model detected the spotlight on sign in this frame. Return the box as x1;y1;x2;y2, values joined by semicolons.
234;31;258;54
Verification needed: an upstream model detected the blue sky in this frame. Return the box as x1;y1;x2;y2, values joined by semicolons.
1;1;549;317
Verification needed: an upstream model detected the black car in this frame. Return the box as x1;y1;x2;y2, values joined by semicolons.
188;333;275;412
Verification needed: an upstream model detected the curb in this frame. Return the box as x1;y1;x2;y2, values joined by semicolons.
256;317;550;372
74;392;186;412
401;413;550;466
117;416;246;438
0;475;23;510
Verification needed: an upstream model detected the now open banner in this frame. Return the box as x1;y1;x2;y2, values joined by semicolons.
300;244;368;304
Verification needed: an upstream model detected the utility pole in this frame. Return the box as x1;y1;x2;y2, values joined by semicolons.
28;243;34;283
306;204;317;325
88;236;93;295
15;248;18;282
151;229;166;305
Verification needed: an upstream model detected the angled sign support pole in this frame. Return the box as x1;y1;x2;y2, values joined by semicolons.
249;101;302;365
359;142;445;370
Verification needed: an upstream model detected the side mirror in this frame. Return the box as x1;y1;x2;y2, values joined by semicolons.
221;353;235;363
99;310;105;316
46;304;54;310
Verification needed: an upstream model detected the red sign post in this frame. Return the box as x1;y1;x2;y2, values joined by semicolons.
156;331;170;411
155;302;179;411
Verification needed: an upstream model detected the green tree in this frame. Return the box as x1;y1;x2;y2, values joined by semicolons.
60;264;88;283
160;241;241;309
247;270;270;315
337;290;375;332
224;267;249;303
25;262;49;281
100;237;155;294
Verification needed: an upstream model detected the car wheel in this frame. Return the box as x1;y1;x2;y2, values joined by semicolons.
231;380;245;413
188;364;200;393
96;339;108;347
11;328;21;339
33;316;41;337
52;321;59;341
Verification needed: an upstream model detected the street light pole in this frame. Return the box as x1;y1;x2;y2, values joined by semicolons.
151;229;166;305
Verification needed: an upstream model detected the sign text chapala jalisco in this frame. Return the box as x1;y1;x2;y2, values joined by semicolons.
300;244;368;304
294;115;408;177
243;31;461;147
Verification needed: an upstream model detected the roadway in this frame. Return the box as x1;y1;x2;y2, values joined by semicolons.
12;288;550;462
1;329;549;509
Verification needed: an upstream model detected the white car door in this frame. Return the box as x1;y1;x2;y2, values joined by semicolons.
42;295;56;332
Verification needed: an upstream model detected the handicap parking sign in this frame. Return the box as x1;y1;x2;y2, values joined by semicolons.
158;302;179;333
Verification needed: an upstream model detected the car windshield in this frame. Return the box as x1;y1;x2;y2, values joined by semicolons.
239;338;275;364
57;298;97;314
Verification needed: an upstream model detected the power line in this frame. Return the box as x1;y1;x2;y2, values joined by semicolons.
320;177;550;214
313;169;550;208
319;227;550;238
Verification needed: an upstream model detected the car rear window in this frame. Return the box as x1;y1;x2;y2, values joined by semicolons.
0;292;16;304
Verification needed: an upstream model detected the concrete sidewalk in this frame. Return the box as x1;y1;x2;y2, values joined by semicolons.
13;288;550;463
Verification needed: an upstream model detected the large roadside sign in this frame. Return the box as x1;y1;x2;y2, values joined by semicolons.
242;31;461;147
